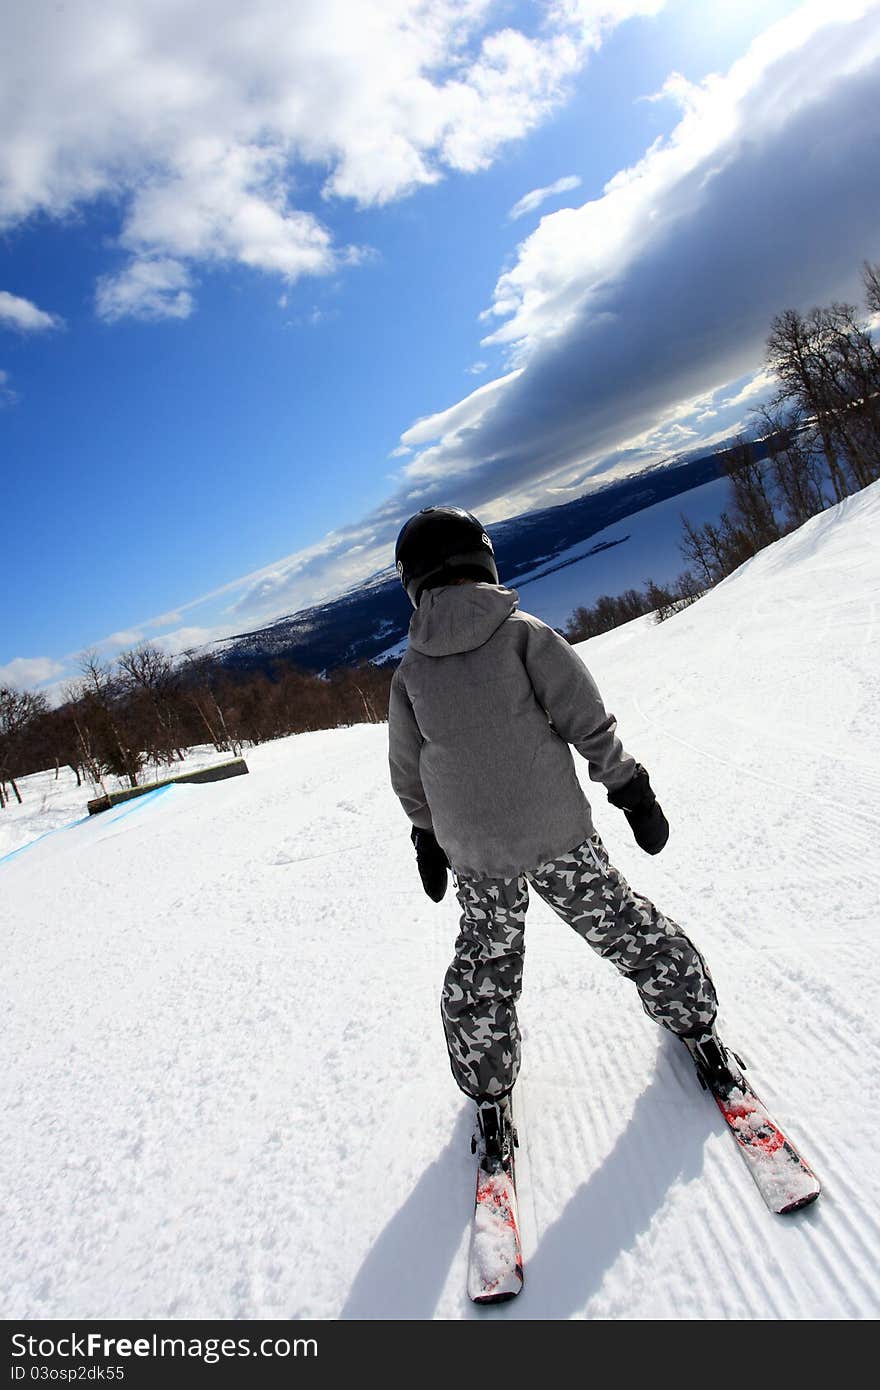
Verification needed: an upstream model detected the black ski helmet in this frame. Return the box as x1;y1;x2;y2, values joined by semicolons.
394;506;499;607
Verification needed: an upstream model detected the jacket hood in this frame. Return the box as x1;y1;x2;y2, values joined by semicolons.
408;583;519;657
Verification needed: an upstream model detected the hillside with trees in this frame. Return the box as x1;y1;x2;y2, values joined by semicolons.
0;654;393;808
566;261;880;644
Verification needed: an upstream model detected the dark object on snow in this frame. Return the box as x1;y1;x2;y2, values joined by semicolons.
607;763;669;854
682;1029;742;1090
411;826;450;902
395;506;499;608
87;757;249;815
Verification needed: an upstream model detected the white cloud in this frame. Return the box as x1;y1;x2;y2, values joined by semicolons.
483;3;880;356
641;68;705;110
207;2;880;622
86;525;364;654
466;360;489;374
31;3;880;649
0;1;663;320
509;174;582;220
120;142;337;283
0;369;18;406
77;623;238;668
152;625;239;657
717;368;778;412
102;629;146;649
96;258;194;323
394;2;880;501
400;368;522;449
0;656;65;689
0;290;63;332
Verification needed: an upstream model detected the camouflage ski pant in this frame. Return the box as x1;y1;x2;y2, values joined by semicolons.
442;833;717;1100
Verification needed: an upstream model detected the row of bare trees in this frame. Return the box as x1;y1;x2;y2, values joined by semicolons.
680;261;880;586
0;687;50;808
565;259;880;637
1;650;395;805
564;573;702;643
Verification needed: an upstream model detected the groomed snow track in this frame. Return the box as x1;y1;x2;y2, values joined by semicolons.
2;484;879;1319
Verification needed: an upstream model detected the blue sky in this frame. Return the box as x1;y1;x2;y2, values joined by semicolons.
2;0;878;693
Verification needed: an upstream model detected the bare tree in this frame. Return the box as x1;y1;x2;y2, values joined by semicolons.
679;513;718;588
44;703;88;787
810;303;880;488
766;308;850;501
863;260;880;316
117;643;187;766
722;437;782;550
0;687;48;805
180;655;239;754
74;651;142;787
754;406;827;528
673;568;703;609
643;578;676;623
766;299;880;499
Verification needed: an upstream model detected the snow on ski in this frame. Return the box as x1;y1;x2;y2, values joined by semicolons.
467;1102;524;1304
695;1058;821;1214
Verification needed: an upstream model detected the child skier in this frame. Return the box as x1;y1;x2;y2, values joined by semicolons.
388;505;734;1168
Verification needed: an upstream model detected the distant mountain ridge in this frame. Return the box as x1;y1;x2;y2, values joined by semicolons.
213;450;729;675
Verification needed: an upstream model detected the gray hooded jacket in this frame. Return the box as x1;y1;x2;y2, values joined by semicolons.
388;583;636;877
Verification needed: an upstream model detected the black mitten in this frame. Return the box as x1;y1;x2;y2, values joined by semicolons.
607;765;669;855
411;827;450;902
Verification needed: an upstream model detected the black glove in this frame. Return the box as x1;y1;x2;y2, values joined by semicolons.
607;765;669;855
411;827;450;902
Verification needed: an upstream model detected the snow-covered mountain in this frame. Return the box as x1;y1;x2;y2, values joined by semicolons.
3;481;879;1319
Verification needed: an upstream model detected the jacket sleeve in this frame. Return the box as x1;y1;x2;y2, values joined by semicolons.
388;670;434;831
519;615;637;791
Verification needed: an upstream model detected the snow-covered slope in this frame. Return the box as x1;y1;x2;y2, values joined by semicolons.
3;483;880;1320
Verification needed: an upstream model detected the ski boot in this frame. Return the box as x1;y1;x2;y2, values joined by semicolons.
471;1096;517;1175
683;1029;746;1094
